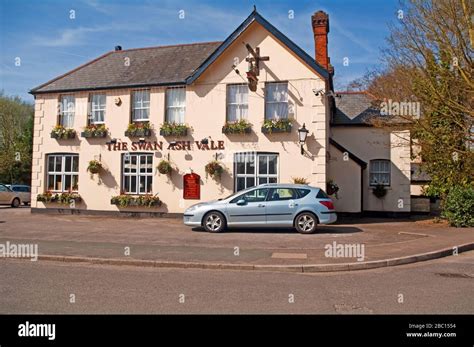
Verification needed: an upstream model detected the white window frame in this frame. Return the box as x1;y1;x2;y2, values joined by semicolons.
234;152;279;192
90;94;106;124
132;90;150;122
165;87;186;123
59;95;75;128
46;154;79;192
122;153;153;194
369;159;391;186
226;84;248;122
265;82;288;120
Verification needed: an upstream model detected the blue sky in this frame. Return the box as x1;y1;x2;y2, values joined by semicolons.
0;0;400;102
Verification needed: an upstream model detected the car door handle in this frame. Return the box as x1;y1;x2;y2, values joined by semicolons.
258;204;265;208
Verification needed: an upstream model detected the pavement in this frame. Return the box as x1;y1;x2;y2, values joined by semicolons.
0;207;473;272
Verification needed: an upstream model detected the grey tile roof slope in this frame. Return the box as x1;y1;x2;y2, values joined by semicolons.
31;42;222;94
332;92;381;125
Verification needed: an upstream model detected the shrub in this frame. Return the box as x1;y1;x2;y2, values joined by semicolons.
110;194;161;208
441;186;474;227
292;177;309;185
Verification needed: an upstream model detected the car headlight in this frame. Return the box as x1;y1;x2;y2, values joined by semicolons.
186;204;202;212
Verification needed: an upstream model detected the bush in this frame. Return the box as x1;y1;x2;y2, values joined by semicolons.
441;186;474;227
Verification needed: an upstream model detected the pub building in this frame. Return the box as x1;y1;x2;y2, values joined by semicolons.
30;9;419;216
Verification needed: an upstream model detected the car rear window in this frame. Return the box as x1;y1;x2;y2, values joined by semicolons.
296;189;310;198
316;189;330;199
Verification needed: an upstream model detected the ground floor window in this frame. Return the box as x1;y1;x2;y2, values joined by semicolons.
369;159;391;186
46;154;79;192
122;153;153;194
234;152;278;192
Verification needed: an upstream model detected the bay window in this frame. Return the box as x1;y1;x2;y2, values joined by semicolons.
165;87;186;123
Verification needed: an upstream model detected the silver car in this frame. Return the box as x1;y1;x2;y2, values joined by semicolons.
7;185;31;205
183;184;337;234
0;184;22;208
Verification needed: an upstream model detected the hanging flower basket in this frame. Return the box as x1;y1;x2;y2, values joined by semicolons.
326;180;339;198
87;160;102;174
157;160;172;175
205;160;224;179
372;184;387;198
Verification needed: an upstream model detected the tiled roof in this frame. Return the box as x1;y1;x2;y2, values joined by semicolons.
332;91;381;125
30;42;222;94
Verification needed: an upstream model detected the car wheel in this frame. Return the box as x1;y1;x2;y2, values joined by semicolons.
203;211;226;233
11;198;20;208
295;212;317;234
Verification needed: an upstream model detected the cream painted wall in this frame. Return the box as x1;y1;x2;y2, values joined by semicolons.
327;144;362;213
31;21;328;214
330;127;411;212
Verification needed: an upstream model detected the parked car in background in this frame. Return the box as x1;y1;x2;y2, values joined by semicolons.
6;185;31;205
0;184;22;208
183;184;337;234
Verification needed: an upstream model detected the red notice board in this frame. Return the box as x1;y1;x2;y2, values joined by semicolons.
183;173;201;199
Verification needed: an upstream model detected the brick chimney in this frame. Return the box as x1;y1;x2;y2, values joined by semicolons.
311;11;332;72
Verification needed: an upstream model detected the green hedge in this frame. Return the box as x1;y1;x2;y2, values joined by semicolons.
442;186;474;227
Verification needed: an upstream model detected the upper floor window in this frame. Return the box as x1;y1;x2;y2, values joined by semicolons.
226;84;248;122
59;95;75;128
47;154;79;192
132;90;150;121
265;82;288;120
369;159;391;186
90;94;106;124
165;87;186;123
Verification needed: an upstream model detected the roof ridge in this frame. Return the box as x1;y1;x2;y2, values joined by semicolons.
116;41;223;53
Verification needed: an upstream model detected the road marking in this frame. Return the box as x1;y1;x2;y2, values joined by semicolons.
271;252;307;259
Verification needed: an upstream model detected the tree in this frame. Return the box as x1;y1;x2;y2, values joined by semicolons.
347;0;473;200
0;93;34;185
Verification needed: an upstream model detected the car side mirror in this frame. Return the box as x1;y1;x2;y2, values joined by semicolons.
236;199;247;206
